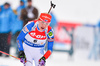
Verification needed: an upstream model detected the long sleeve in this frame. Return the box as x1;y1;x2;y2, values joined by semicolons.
47;28;54;52
17;22;35;51
43;28;54;59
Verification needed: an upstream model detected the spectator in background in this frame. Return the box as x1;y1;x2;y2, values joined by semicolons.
20;0;39;26
11;0;26;38
0;5;3;14
11;0;26;57
17;0;25;19
0;5;4;56
16;0;25;32
0;5;3;30
0;2;15;57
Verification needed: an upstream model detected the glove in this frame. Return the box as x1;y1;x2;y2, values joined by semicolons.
38;56;46;66
19;51;26;64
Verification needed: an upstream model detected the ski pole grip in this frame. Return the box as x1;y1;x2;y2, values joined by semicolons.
48;1;56;14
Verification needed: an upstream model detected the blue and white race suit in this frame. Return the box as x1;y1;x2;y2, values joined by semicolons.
17;20;54;66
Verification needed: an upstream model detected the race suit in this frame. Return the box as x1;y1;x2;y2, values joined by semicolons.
17;20;54;66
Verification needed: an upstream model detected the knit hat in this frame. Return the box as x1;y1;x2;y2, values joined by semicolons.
39;13;52;23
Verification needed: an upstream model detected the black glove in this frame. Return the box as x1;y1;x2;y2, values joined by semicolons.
19;51;26;58
19;51;26;64
39;56;46;66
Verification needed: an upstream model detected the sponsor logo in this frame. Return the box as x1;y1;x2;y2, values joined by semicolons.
48;32;53;36
41;42;43;44
22;27;29;33
25;27;29;32
30;32;46;39
44;19;48;22
17;40;20;48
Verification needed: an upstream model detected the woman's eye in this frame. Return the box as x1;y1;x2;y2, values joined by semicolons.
42;22;44;24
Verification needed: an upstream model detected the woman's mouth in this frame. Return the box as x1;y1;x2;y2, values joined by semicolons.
41;27;44;29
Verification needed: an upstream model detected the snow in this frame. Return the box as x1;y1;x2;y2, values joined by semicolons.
0;47;100;66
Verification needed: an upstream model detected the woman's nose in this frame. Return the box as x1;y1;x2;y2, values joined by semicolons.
42;24;46;27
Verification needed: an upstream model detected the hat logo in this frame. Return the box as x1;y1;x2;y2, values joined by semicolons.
45;19;48;22
42;16;51;19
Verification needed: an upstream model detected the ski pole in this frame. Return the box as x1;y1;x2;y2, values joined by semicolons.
0;50;20;60
48;1;56;14
0;50;27;64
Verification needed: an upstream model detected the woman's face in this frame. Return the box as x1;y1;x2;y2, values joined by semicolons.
38;21;50;31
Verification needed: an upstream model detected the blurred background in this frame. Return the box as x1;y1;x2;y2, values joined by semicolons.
0;0;100;66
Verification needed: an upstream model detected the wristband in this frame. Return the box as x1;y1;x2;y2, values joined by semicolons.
44;50;51;59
